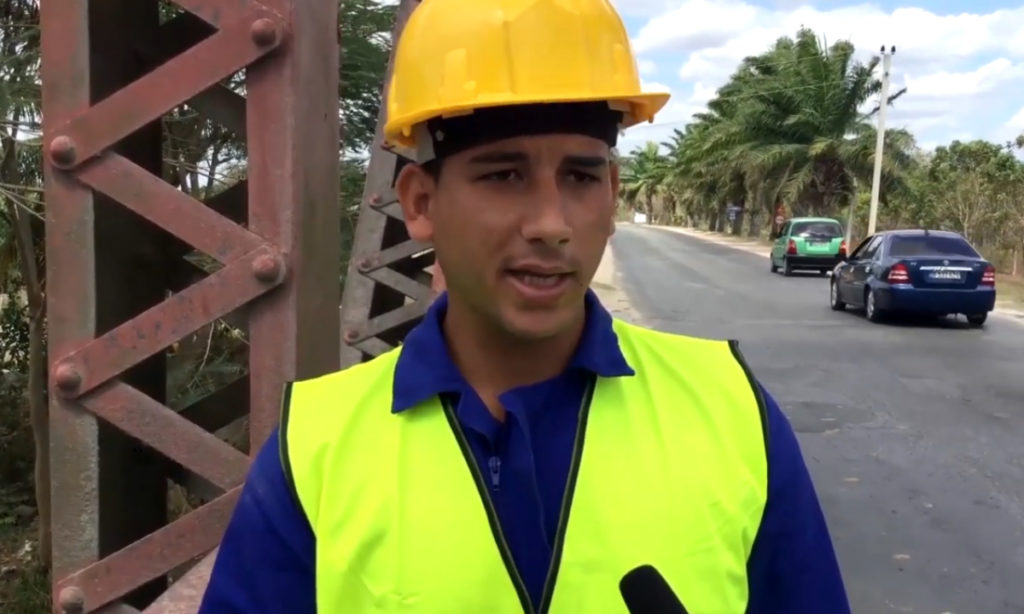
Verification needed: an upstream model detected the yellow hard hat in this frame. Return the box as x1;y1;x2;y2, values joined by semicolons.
383;0;670;154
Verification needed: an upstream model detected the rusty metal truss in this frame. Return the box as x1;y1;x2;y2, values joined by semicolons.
339;0;440;368
41;0;340;612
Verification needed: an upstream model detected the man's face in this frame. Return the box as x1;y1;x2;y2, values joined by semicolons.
397;133;619;340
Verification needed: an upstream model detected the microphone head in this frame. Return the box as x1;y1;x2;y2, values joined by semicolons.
619;565;687;614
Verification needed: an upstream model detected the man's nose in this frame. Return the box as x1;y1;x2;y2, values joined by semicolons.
521;177;572;246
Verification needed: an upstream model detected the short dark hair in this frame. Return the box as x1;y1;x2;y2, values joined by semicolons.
392;156;444;185
419;157;444;180
392;101;621;185
425;102;621;161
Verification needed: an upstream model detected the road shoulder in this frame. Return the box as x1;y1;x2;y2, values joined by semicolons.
652;224;772;258
591;241;644;325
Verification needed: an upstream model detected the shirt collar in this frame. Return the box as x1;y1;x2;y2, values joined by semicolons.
391;289;634;413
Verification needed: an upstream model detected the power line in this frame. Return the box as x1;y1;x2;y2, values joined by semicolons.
629;76;900;132
630;47;898;132
652;44;892;98
689;48;888;75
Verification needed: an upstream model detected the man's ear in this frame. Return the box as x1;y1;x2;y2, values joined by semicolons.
395;162;436;243
608;161;621;235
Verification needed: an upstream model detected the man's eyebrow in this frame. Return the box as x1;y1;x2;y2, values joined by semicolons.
565;155;609;168
466;152;609;167
467;151;528;164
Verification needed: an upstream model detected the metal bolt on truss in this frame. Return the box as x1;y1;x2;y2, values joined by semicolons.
339;0;443;368
41;0;340;611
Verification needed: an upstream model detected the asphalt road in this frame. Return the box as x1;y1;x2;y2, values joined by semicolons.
610;224;1024;614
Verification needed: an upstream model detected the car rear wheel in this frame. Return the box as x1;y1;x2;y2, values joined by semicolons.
967;313;987;327
782;258;794;276
865;288;884;322
830;279;846;311
770;255;778;273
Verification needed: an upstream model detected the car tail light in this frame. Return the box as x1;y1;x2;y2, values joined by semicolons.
839;240;847;256
981;266;995;286
888;263;910;283
787;239;796;255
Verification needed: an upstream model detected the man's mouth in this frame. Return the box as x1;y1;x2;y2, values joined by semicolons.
506;271;571;288
503;267;575;301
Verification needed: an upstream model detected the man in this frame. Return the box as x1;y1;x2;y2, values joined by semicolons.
199;0;851;612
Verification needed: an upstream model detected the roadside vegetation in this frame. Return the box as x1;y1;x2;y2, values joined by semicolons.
619;28;1024;285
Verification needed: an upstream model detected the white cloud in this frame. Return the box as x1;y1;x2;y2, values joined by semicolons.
635;3;1024;65
891;60;1024;140
686;82;717;107
638;59;657;76
879;59;1024;138
625;1;1024;151
619;80;721;155
1007;107;1024;130
633;0;761;56
611;0;679;18
620;95;700;155
641;80;672;93
902;59;1024;99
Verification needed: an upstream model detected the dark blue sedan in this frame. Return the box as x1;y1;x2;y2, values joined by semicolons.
830;230;997;326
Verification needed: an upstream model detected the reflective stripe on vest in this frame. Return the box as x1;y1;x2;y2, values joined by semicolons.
282;319;769;613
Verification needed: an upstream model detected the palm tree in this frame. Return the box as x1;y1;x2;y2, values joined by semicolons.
665;28;915;233
620;142;670;222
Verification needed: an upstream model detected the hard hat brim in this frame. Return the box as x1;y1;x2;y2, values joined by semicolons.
384;91;672;150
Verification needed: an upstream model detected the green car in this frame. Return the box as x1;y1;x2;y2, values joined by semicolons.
770;217;847;276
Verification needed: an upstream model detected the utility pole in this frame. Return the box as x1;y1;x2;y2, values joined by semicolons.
845;178;856;248
867;45;894;235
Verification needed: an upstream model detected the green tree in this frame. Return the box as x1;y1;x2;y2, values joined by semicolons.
620;142;671;222
632;28;918;237
0;0;46;572
901;140;1024;270
337;0;399;283
339;0;397;154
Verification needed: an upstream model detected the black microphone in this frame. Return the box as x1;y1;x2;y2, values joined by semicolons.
619;565;688;614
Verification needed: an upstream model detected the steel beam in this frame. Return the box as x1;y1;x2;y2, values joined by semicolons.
245;0;341;448
41;0;99;591
339;0;441;367
41;0;340;611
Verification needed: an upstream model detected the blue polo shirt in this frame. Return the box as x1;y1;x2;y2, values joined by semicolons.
199;290;850;613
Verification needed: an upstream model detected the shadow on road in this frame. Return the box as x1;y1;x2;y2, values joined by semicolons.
834;309;989;330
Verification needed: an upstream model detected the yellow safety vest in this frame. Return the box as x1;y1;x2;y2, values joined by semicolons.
282;319;768;613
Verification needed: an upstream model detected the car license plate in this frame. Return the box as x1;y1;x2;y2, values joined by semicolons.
808;240;827;246
928;270;963;281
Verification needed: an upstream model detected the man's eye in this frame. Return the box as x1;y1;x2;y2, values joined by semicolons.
567;170;599;183
479;169;521;182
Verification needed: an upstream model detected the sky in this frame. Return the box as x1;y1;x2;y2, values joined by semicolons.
612;0;1024;156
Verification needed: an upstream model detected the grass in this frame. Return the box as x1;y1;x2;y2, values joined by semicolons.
997;274;1024;310
0;518;50;614
0;408;48;614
